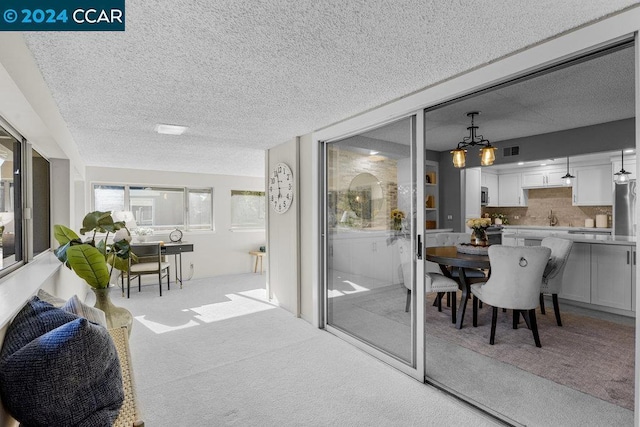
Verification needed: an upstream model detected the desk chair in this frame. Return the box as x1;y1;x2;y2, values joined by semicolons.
124;243;170;297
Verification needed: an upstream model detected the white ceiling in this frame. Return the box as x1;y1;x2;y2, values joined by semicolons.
20;1;640;177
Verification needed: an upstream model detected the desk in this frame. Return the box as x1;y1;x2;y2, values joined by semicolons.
425;246;490;329
161;242;194;288
249;251;265;274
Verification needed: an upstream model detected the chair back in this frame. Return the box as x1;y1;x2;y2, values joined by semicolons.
540;237;573;293
129;243;162;265
480;245;551;310
435;232;470;246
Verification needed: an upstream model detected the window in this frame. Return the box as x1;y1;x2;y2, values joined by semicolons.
92;184;213;231
0;124;22;273
230;190;265;230
32;149;50;257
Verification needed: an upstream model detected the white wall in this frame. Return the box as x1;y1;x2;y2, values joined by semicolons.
85;166;265;278
299;134;314;322
266;138;299;315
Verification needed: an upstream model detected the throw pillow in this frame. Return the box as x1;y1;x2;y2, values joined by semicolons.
36;288;66;308
62;294;108;328
0;297;124;427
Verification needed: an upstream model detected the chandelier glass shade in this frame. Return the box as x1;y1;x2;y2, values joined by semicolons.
451;112;496;168
561;157;575;186
614;150;631;184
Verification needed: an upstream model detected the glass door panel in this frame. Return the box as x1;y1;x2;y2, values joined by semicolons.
325;116;416;364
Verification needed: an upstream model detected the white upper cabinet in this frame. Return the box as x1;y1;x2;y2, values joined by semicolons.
521;168;567;188
481;171;498;206
498;173;525;206
573;164;613;206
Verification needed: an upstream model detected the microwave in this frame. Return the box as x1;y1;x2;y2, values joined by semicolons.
481;186;488;206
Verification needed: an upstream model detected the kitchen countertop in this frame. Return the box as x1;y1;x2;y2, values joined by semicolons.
503;232;635;245
502;225;613;233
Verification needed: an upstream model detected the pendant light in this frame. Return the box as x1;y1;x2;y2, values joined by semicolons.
614;150;631;184
561;157;575;186
450;112;496;168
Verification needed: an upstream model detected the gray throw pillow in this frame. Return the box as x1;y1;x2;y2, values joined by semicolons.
36;288;66;308
0;297;124;426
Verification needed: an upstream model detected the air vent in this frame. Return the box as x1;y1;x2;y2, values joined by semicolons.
503;146;520;157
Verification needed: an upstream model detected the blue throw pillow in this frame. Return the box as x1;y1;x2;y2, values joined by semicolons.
0;297;124;426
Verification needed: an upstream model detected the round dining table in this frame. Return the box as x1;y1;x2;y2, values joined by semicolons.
425;246;491;329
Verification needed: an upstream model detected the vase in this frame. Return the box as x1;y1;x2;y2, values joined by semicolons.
471;229;488;246
92;287;133;335
393;218;402;231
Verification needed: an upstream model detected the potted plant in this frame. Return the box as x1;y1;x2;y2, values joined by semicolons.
53;211;135;331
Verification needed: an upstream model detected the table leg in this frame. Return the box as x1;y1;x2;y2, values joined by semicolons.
259;256;263;274
179;252;183;289
254;256;259;273
455;267;470;330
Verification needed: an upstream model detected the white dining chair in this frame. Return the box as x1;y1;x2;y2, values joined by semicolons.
539;237;573;326
401;263;459;323
470;245;551;347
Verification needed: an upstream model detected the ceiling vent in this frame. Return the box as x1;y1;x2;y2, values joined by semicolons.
503;146;520;157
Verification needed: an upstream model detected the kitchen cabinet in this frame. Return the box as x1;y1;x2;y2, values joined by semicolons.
498;173;526;206
481;171;498;206
558;242;591;303
465;167;481;220
522;168;569;188
591;244;633;310
573;164;613;206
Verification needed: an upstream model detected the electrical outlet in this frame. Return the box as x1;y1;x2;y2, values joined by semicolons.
514;215;520;219
447;214;453;220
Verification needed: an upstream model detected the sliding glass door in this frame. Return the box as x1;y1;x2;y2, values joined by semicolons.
323;116;424;373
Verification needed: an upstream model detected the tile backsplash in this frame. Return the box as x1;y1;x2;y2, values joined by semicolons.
482;187;612;228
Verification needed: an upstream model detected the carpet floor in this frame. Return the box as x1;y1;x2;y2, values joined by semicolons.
107;275;498;426
339;284;635;411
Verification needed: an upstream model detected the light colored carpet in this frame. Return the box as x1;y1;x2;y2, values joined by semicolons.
106;274;498;426
330;283;634;425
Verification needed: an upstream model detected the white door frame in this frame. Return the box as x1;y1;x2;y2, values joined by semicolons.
311;8;640;415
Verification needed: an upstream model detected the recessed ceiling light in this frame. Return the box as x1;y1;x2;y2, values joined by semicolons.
624;148;635;153
517;162;525;166
155;124;188;135
540;163;547;166
369;151;379;155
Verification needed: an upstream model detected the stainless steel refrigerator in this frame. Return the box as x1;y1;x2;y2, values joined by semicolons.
614;179;636;236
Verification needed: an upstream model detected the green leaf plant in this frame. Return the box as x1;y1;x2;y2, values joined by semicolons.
53;211;136;289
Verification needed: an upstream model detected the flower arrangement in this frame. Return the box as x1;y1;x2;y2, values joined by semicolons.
492;213;509;225
53;211;133;289
133;227;154;236
390;209;405;231
466;217;491;234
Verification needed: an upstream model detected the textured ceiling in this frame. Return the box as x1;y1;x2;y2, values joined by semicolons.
21;1;640;177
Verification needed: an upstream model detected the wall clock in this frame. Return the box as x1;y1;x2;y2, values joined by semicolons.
268;162;294;214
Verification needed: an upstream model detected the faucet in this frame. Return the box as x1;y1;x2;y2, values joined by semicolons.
548;209;558;226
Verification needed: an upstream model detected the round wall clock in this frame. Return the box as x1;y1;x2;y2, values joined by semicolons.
268;162;294;214
169;228;183;242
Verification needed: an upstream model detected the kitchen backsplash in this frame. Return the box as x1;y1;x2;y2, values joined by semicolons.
482;187;612;228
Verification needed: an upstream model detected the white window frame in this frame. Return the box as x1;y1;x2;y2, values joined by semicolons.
229;190;266;231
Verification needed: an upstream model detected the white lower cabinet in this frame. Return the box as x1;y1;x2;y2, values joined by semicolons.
590;244;633;310
559;243;591;303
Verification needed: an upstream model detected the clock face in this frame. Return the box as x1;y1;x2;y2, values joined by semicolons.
169;229;183;242
268;162;294;214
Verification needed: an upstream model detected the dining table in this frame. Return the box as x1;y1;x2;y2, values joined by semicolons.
425;245;491;329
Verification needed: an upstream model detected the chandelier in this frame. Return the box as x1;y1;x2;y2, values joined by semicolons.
450;112;497;168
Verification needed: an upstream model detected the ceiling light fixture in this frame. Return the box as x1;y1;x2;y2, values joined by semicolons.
450;112;496;168
614;149;632;184
561;157;575;186
155;124;188;135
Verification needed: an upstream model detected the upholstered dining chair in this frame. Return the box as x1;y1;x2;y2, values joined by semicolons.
539;237;573;326
401;263;459;323
470;245;551;347
124;243;171;297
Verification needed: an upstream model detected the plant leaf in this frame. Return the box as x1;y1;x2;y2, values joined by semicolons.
53;225;79;245
66;244;110;289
